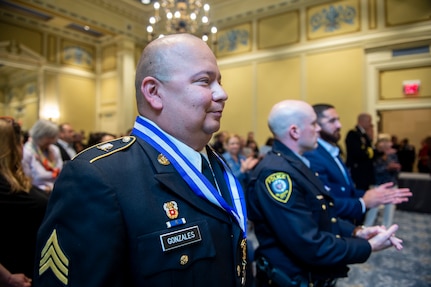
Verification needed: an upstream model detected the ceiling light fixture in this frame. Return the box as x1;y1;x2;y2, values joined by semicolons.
145;0;217;43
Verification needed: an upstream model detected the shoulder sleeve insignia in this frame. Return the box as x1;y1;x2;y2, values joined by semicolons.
265;172;292;203
39;229;69;285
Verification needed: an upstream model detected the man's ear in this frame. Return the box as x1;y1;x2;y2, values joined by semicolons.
289;125;300;140
141;77;163;110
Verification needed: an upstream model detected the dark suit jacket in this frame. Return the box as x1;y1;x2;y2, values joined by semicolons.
304;143;366;222
55;142;71;162
34;136;245;287
345;126;375;190
247;140;371;281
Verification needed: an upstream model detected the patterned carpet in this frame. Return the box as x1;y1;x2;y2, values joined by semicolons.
337;209;431;287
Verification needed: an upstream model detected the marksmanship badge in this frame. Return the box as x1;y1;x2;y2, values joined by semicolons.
265;172;292;203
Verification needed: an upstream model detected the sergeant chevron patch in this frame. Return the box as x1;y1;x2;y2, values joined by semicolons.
39;229;69;285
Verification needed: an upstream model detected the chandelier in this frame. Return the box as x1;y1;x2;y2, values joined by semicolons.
145;0;217;42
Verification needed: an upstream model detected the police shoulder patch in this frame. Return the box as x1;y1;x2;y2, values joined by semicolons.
265;172;292;203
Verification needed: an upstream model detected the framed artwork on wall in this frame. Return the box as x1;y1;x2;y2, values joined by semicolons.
61;40;95;70
306;0;360;40
215;22;252;57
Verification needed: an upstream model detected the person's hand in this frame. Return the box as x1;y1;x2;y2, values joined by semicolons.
6;273;32;287
362;182;412;208
387;161;401;171
240;157;259;173
366;224;403;252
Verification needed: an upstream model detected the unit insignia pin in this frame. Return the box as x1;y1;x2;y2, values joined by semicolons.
158;154;170;165
163;201;179;219
97;143;113;152
122;136;131;143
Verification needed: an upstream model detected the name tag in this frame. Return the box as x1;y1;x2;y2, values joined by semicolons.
160;225;202;252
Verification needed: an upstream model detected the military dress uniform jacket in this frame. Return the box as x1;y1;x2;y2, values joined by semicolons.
246;140;371;281
33;136;245;287
304;143;366;222
345;126;375;190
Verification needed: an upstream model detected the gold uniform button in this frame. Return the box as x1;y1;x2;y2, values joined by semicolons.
180;255;189;265
336;235;341;238
322;204;326;210
237;265;241;276
329;202;334;207
315;172;319;177
331;217;337;223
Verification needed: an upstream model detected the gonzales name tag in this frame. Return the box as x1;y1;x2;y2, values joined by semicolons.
160;225;202;252
265;172;293;203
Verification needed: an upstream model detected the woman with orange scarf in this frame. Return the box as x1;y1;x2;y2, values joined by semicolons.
22;119;63;193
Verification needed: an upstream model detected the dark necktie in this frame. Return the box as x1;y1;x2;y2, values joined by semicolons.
201;154;217;188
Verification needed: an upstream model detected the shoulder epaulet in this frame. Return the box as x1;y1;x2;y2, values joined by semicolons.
73;136;136;163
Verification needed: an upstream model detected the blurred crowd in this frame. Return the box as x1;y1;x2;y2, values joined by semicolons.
0;114;428;287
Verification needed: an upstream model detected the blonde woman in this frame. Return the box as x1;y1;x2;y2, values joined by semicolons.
0;117;48;281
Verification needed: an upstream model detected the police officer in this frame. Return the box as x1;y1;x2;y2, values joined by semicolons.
33;34;247;287
247;100;403;287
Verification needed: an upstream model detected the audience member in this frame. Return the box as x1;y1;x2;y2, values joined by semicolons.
56;123;77;161
345;113;375;190
304;104;411;224
72;130;86;153
86;131;116;147
0;117;48;281
222;134;259;189
245;139;259;159
259;137;274;158
364;134;401;227
391;135;400;151
247;100;403;287
0;263;31;287
22;119;62;193
397;138;416;172
33;34;247;287
211;131;227;154
417;136;431;173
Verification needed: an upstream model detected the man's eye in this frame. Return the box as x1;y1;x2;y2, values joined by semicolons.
199;78;210;84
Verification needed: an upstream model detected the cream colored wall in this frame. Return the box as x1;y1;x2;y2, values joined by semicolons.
220;48;365;147
220;57;302;144
255;56;302;143
58;74;96;136
306;48;364;152
220;64;254;137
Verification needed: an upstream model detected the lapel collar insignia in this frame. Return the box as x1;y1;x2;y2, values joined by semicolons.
157;154;170;165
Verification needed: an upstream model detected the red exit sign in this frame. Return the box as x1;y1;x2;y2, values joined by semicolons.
402;80;420;96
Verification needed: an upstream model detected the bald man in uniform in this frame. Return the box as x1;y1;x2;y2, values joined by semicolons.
247;100;403;287
34;34;247;287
